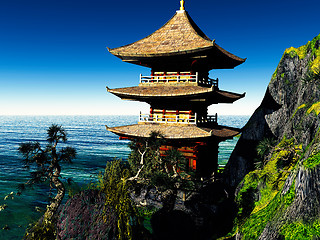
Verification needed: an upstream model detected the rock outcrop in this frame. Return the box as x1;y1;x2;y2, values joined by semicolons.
225;33;320;239
56;190;117;240
225;34;320;189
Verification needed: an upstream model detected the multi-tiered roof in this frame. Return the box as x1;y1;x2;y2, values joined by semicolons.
106;2;245;142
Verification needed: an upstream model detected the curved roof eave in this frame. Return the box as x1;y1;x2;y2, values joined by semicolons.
106;86;245;104
106;124;241;140
108;45;214;58
108;44;246;70
109;44;245;61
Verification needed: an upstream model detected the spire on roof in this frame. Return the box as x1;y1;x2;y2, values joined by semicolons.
180;0;185;11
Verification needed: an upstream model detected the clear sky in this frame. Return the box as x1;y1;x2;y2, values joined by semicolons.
0;0;319;116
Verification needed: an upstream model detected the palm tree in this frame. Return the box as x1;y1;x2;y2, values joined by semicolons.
18;124;76;222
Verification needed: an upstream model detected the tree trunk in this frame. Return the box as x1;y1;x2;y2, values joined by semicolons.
25;165;65;239
44;164;65;222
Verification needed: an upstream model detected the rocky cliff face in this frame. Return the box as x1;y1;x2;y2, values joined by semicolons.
225;34;320;189
225;34;320;239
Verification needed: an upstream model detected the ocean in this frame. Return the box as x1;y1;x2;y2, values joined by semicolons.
0;115;249;239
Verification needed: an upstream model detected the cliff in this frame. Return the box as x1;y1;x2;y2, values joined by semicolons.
224;33;320;239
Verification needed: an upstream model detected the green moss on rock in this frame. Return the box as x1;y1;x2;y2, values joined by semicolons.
283;179;295;207
280;220;320;240
239;191;284;240
303;151;320;169
306;101;320;115
285;45;307;59
282;34;320;74
290;103;306;120
298;104;307;110
308;34;320;73
233;138;302;239
271;67;278;81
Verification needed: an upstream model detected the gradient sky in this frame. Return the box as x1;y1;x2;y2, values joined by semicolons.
0;0;319;116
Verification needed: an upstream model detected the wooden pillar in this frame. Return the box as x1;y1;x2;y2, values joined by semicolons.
150;107;153;120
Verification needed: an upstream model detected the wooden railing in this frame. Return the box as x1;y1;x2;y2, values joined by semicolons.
197;114;218;125
139;112;218;125
139;112;197;124
208;77;219;88
140;72;218;87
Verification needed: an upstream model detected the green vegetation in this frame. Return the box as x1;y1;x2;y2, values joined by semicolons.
272;34;320;83
225;34;320;240
303;67;320;83
280;220;320;240
306;101;320;115
136;206;158;232
285;34;320;73
290;103;306;120
24;219;57;240
12;129;199;240
233;131;320;240
308;34;320;73
128;131;197;203
298;103;307;109
285;45;307;59
233;137;302;240
303;151;320;169
18;124;76;239
94;131;199;239
97;159;138;240
255;137;277;168
311;58;320;73
271;67;278;80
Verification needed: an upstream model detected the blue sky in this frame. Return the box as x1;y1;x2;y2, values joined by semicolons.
0;0;319;115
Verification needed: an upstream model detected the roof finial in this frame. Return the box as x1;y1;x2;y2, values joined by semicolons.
180;0;185;11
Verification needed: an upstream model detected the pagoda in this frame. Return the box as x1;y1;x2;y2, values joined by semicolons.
106;1;246;178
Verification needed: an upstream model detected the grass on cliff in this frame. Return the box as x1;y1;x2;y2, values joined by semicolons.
280;220;320;240
284;33;320;74
230;131;320;240
230;137;302;240
272;33;320;81
303;151;320;169
306;101;320;116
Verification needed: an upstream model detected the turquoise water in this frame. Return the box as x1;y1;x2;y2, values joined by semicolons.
0;115;248;239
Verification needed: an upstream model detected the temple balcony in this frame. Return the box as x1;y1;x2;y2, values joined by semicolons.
197;113;218;126
139;72;218;88
139;111;218;126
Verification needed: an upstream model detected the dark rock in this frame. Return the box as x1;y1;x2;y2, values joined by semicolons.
182;181;237;239
132;181;236;240
56;189;117;240
224;88;279;189
151;209;196;240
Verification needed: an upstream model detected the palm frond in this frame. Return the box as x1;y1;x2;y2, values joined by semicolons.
30;170;47;183
59;147;77;163
47;124;67;143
